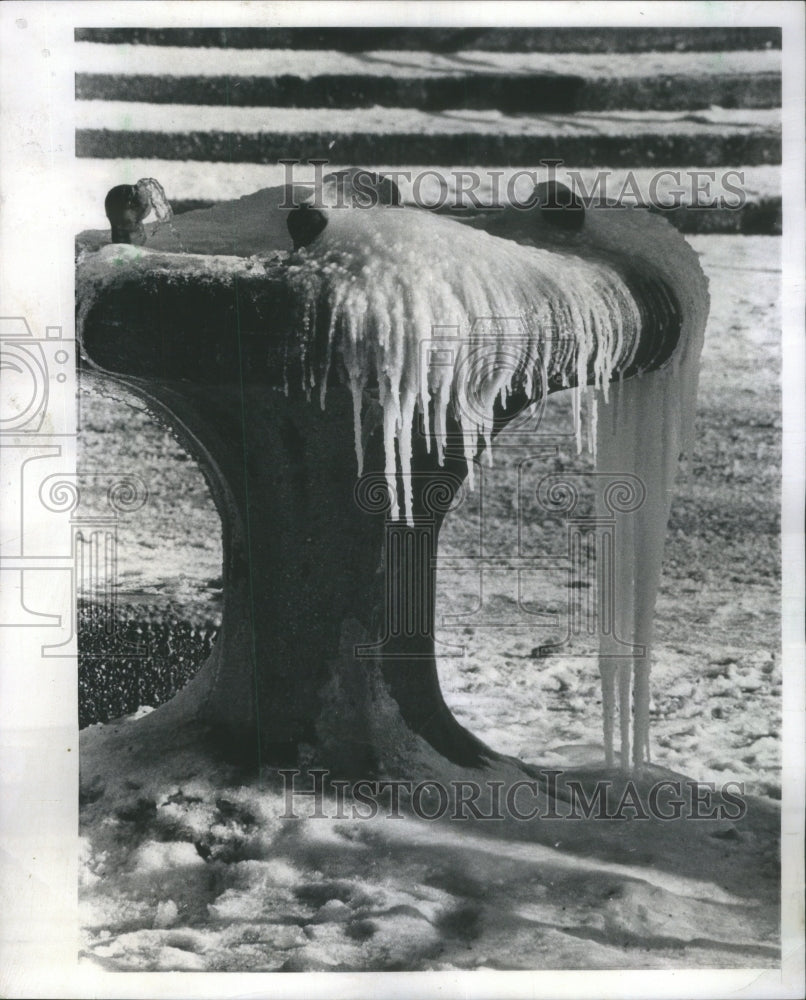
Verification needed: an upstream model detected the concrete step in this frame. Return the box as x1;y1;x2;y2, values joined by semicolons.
74;46;780;111
75;104;781;167
76;77;779;115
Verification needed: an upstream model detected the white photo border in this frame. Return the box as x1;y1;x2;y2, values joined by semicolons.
0;2;803;997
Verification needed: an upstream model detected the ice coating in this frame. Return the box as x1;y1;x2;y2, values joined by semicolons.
585;208;709;769
136;177;174;224
283;202;708;771
284;205;643;522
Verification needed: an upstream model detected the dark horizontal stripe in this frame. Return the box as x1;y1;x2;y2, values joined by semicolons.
648;197;782;235
159;198;781;236
76;129;782;169
73;27;782;52
75;72;782;113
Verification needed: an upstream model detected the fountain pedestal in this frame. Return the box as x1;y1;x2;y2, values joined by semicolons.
78;244;506;775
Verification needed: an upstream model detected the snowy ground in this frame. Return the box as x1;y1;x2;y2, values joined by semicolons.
78;234;781;971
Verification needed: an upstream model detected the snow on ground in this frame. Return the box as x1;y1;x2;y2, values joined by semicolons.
74;43;781;80
78;234;782;971
80;713;779;972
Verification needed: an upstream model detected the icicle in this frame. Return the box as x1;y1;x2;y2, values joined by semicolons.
432;374;451;468
378;376;401;521
344;338;366;476
572;386;583;454
588;392;599;463
591;207;709;770
601;663;617;769
397;368;417;522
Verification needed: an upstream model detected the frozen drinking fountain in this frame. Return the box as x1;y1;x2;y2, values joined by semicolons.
76;173;708;779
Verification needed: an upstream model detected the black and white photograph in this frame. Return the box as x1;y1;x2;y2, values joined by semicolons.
1;2;804;997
